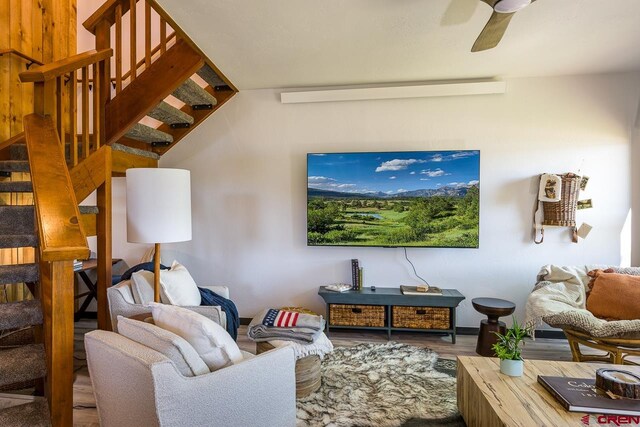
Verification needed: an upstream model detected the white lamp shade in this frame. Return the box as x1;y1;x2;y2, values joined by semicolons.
126;168;192;244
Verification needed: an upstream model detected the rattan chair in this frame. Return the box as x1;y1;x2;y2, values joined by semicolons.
563;328;640;366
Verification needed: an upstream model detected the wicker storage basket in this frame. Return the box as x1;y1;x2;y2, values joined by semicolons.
329;304;385;327
542;173;581;227
392;306;450;330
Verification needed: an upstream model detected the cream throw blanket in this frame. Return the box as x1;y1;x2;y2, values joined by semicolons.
268;332;334;360
524;264;598;332
525;264;640;338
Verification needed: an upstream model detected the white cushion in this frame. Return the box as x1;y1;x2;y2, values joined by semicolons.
117;316;210;377
131;270;171;304
150;303;243;371
159;261;202;306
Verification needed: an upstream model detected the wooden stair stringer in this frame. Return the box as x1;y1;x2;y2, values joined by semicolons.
104;38;204;145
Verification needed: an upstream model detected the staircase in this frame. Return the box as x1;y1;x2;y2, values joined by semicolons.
0;0;237;425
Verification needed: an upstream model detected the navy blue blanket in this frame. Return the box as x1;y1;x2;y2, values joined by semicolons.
199;288;239;341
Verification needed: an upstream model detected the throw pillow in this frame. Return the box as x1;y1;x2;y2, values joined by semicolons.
159;261;202;306
120;261;169;281
586;271;640;320
150;303;243;371
131;270;170;305
117;316;210;377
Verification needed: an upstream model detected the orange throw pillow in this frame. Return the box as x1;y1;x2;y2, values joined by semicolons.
586;271;640;320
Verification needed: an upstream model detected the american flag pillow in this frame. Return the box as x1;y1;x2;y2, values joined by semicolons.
262;309;299;328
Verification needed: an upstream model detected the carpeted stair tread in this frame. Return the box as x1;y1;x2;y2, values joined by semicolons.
0;300;43;330
0;181;33;193
0;264;38;285
172;79;218;107
78;205;99;215
0;161;29;173
111;143;160;160
147;101;194;126
0;234;38;249
0;206;34;236
125;123;173;144
0;398;50;427
196;64;225;88
10;143;76;162
0;344;46;388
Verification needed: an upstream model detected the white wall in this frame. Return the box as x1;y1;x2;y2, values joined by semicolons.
110;72;640;327
632;97;640;266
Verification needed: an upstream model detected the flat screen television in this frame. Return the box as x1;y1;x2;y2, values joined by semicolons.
307;150;480;248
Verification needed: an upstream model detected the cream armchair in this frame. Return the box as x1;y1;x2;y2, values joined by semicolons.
107;281;229;332
85;330;297;427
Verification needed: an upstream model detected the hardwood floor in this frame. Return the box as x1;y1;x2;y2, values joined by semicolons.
71;320;606;426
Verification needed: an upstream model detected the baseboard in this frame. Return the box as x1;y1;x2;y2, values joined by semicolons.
455;327;564;339
455;327;479;336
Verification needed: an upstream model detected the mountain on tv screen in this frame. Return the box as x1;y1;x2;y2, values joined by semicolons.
307;150;480;248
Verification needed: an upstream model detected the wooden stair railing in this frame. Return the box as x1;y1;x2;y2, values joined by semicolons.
84;0;178;95
22;114;90;426
21;49;115;337
18;50;116;426
20;49;113;167
82;0;238;155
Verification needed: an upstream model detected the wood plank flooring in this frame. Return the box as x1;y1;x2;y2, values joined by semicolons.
71;320;613;426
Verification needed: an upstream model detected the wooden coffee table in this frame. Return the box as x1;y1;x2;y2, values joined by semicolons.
457;356;640;426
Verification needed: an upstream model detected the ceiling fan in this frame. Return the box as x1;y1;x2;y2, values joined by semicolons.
471;0;536;52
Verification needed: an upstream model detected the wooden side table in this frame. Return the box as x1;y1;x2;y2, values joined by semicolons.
472;298;516;357
74;258;121;321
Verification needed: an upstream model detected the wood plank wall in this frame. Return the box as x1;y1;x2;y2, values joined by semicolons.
0;0;76;302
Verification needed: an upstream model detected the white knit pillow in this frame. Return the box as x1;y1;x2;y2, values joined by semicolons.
159;261;202;306
117;316;210;377
131;270;157;304
150;303;243;371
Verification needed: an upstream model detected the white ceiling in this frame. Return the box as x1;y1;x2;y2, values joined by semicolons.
158;0;640;90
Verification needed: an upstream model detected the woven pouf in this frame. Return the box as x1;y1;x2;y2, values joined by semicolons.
256;341;322;398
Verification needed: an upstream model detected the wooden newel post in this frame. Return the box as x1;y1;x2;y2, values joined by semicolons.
40;260;75;426
95;18;113;331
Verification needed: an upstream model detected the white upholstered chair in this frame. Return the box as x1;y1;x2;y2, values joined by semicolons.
84;327;297;427
107;281;229;332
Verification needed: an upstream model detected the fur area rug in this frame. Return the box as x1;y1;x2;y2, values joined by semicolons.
296;342;463;427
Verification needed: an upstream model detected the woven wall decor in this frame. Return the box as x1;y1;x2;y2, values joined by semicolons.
534;173;582;244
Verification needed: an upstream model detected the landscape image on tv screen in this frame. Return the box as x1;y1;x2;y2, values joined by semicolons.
307;150;480;248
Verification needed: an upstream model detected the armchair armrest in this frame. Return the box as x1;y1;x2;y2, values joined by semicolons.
182;305;227;329
153;347;297;427
199;285;229;299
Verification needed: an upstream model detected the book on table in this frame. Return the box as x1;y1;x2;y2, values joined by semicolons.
400;285;442;296
538;376;640;416
324;283;352;293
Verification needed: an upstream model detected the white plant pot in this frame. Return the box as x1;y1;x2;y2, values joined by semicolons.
500;359;524;377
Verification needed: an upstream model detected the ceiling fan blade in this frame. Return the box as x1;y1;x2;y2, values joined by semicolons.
471;11;515;52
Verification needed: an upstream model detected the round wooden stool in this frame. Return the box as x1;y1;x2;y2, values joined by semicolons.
472;298;516;357
256;341;322;398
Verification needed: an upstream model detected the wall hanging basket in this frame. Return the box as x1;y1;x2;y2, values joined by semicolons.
534;173;581;244
541;173;581;227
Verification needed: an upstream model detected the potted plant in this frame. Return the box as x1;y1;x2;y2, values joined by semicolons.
492;317;531;377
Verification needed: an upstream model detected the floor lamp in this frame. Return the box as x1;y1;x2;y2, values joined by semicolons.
126;168;192;302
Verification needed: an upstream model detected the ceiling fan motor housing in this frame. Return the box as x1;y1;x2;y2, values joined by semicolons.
494;0;531;14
